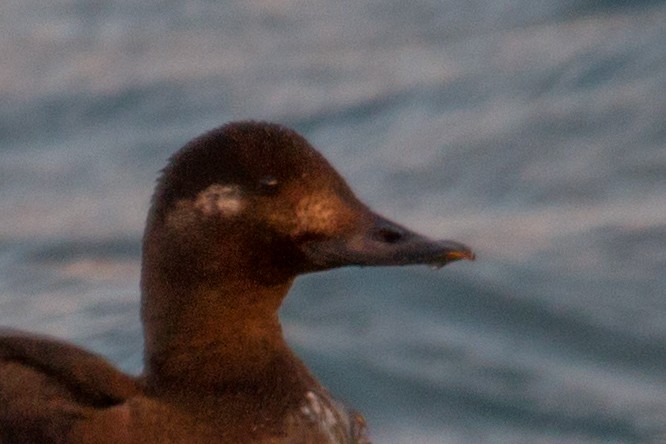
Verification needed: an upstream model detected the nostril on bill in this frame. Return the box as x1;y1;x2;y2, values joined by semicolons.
375;227;405;244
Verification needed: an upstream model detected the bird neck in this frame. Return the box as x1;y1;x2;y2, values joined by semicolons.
141;268;302;387
138;200;319;403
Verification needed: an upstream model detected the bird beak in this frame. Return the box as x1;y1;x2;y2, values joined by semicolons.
301;211;474;271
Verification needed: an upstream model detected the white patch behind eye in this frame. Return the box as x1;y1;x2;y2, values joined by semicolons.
195;184;244;217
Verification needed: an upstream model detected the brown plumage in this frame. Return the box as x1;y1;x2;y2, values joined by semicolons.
0;121;474;443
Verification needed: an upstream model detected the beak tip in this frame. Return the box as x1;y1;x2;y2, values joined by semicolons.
447;250;476;262
426;246;475;269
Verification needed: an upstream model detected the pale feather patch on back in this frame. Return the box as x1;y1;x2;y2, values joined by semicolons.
194;184;244;217
289;390;371;443
298;391;341;442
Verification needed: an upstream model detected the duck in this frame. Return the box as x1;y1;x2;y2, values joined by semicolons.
0;121;474;443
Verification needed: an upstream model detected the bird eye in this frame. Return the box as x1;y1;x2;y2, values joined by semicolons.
258;176;280;195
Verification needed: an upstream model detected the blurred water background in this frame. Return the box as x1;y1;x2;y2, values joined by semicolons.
1;1;666;443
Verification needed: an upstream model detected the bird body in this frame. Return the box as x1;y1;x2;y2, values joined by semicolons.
0;122;473;443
